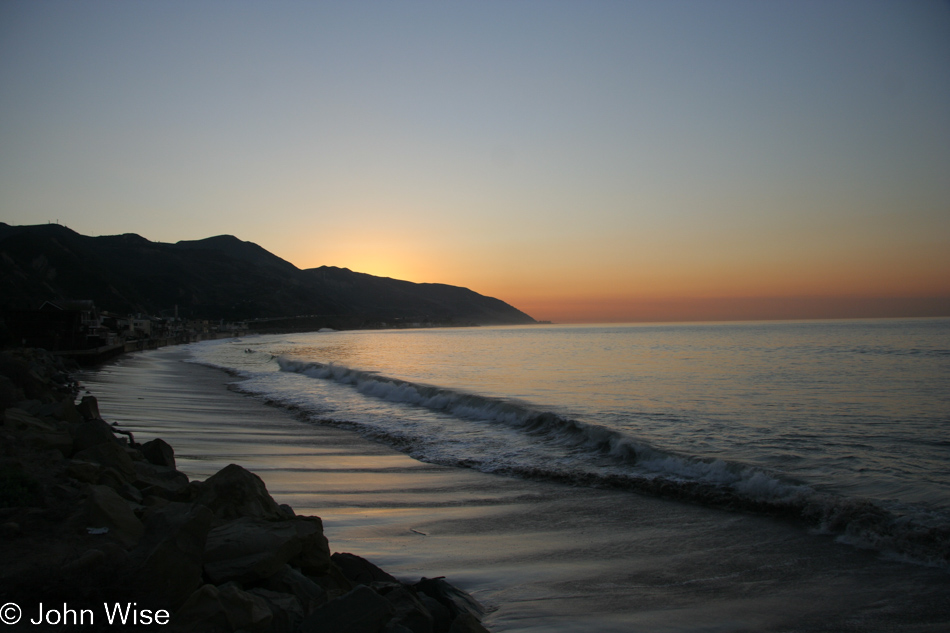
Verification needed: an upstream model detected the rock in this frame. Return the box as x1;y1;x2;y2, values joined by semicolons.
11;399;42;415
75;395;101;421
61;548;106;574
49;481;82;506
131;501;214;609
142;494;172;511
113;480;144;503
417;595;452;633
0;355;37;399
70;418;120;452
447;613;490;633
0;375;23;411
194;464;286;522
0;351;489;633
83;484;145;547
96;467;137;495
174;583;273;633
333;552;399;585
247;587;305;633
0;464;42;508
289;516;332;576
74;442;137;483
36;399;81;424
178;479;205;503
261;565;328;614
3;408;43;431
133;460;189;497
3;407;73;455
298;585;394;633
203;517;317;585
0;521;20;538
376;584;434;633
66;459;102;484
141;437;176;469
413;578;485;622
311;561;356;600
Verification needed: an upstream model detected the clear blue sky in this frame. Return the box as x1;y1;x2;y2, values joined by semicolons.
2;1;948;321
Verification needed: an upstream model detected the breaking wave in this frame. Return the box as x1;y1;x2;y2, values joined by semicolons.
277;357;950;568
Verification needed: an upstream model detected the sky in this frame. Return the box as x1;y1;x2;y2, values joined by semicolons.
1;0;949;323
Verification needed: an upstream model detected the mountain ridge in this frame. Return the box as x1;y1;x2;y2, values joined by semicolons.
0;223;535;326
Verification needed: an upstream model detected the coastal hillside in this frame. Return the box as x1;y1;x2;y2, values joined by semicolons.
0;223;535;326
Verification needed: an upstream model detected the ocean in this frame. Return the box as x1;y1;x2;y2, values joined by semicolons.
191;317;950;568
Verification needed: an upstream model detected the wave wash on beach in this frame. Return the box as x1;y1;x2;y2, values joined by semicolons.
0;348;491;633
68;321;950;632
194;320;950;570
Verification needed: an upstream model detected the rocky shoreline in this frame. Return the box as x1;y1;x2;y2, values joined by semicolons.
0;348;490;632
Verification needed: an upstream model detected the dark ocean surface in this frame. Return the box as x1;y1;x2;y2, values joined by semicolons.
81;319;950;631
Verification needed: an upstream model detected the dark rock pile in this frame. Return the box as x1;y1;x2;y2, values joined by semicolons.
0;349;490;632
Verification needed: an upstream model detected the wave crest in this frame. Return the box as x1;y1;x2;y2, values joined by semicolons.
277;356;950;567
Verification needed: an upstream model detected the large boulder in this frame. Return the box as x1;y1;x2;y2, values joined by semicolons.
66;459;102;484
3;407;73;455
247;587;305;633
0;375;23;411
417;594;452;633
75;395;101;421
0;350;69;402
133;461;190;497
174;583;273;633
261;565;328;614
71;418;121;452
376;584;434;633
413;578;485;622
299;585;394;633
130;502;214;609
73;442;137;483
310;561;356;601
447;613;491;633
82;484;145;548
141;437;176;469
194;464;286;522
333;552;399;585
203;516;327;585
290;516;332;576
36;399;81;424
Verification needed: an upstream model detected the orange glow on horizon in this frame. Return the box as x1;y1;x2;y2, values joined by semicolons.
513;295;950;324
275;214;950;324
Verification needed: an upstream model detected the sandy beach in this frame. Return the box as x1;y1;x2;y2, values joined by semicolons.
80;347;950;633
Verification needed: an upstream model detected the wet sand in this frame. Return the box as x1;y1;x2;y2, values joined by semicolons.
80;347;950;632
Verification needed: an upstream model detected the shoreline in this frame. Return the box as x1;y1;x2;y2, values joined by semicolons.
76;345;950;632
0;347;491;633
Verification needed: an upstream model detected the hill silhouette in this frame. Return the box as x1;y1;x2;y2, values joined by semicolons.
0;223;535;326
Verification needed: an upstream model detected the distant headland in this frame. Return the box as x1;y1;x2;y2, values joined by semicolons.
0;223;536;353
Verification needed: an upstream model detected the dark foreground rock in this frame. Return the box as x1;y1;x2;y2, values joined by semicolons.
0;348;490;632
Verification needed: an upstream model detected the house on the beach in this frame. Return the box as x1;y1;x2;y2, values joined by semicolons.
5;299;110;350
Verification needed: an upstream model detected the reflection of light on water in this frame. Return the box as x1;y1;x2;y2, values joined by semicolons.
192;320;950;520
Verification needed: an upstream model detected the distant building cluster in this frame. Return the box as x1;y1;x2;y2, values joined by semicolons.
4;300;246;362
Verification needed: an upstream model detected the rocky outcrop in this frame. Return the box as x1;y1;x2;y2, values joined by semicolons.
0;348;491;632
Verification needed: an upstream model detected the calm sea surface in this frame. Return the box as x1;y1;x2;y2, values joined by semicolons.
192;318;950;566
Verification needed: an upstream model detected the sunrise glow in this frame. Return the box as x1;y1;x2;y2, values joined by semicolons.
2;1;947;323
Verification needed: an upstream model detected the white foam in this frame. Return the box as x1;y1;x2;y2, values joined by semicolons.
277;357;810;506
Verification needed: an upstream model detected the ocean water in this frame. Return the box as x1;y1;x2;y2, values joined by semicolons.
191;318;950;567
